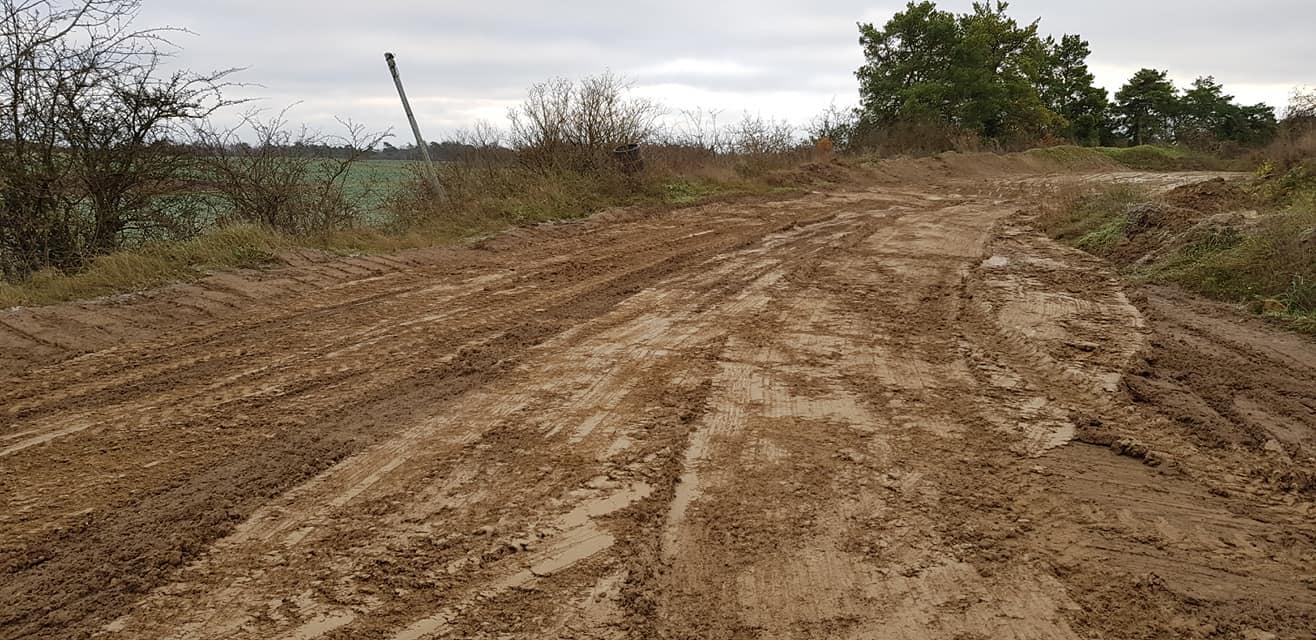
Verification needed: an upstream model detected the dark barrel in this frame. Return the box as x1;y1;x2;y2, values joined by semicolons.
612;143;644;175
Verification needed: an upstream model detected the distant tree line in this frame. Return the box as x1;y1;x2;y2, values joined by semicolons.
188;139;511;163
842;1;1280;152
370;140;514;163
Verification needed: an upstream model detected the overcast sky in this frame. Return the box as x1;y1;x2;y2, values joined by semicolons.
140;0;1313;141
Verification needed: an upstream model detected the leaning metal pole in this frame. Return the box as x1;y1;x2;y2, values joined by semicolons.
384;52;449;204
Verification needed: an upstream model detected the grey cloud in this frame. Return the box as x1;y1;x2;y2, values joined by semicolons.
141;0;1313;135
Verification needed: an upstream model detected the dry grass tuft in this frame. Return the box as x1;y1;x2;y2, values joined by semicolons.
1037;184;1147;249
1166;199;1316;317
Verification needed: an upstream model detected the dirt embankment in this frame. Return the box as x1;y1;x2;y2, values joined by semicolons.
1;165;1313;640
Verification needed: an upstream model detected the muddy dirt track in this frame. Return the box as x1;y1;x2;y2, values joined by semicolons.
2;164;1314;639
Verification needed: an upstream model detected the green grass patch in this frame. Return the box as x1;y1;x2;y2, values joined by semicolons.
662;178;729;205
1024;145;1121;169
1075;214;1131;251
1162;205;1316;317
1095;145;1235;171
1253;162;1316;207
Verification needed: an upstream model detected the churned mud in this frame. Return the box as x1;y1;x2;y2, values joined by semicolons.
1;167;1312;639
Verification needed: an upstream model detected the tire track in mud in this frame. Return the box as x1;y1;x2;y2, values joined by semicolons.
0;199;854;639
958;200;1316;639
0;251;444;377
0;218;739;422
84;199;888;639
0;209;820;459
643;196;1095;638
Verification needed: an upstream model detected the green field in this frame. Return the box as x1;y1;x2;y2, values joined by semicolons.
171;159;425;228
328;159;424;220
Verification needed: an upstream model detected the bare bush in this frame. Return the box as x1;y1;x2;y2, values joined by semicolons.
192;109;389;233
1262;88;1316;170
667;108;728;154
0;0;234;278
462;119;507;153
1284;87;1316;125
508;71;662;171
807;103;859;151
726;114;798;156
448;120;513;178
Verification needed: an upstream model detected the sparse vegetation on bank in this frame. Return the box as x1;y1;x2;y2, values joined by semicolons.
1041;163;1316;333
0;0;821;298
0;119;840;309
1093;146;1239;171
0;2;825;310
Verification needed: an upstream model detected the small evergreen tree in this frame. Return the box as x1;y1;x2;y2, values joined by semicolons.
1176;76;1235;147
856;2;1073;147
1038;35;1111;145
855;1;961;129
1114;69;1179;146
1166;76;1276;148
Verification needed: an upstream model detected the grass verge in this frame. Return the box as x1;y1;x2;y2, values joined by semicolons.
0;225;289;308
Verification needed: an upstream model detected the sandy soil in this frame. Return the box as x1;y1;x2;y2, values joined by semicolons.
1;167;1312;640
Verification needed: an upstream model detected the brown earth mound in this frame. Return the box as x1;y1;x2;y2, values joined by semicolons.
1163;176;1254;213
1104;178;1258;268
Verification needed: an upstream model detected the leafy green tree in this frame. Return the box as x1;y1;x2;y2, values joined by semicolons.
855;1;1057;145
1176;76;1234;146
953;2;1056;140
1114;69;1179;145
1174;77;1277;147
856;1;960;128
1038;35;1111;145
1227;103;1278;146
855;3;1273;151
